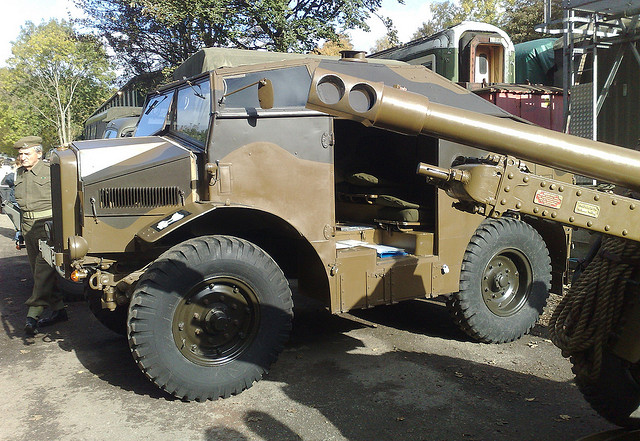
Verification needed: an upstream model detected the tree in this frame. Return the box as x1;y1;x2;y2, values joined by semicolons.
313;35;354;56
0;20;114;147
501;0;562;44
411;0;562;44
412;0;503;40
73;0;402;75
370;35;396;54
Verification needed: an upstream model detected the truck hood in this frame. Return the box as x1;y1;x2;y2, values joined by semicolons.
71;136;192;183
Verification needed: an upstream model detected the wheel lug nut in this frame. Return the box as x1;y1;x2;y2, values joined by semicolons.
233;287;239;293
194;328;203;335
190;344;197;352
193;312;200;319
209;284;214;290
178;322;184;331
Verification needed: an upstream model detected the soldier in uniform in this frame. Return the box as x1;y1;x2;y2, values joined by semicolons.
14;136;67;335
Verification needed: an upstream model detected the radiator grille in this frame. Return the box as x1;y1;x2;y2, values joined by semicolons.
100;187;181;209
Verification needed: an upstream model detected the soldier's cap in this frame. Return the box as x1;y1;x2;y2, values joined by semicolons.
14;136;43;150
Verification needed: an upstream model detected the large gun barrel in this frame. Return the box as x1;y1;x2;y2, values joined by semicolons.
307;68;640;192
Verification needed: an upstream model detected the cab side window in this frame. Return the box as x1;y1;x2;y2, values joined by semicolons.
222;66;311;110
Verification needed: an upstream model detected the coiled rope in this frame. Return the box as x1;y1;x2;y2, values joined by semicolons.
549;235;640;381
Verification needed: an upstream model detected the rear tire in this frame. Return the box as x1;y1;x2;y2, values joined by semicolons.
127;235;293;401
448;218;551;343
575;350;640;428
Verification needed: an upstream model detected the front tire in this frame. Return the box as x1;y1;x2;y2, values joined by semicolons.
448;218;551;343
127;235;293;401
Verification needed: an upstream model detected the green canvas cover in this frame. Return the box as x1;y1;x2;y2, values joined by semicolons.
172;47;405;81
515;38;557;85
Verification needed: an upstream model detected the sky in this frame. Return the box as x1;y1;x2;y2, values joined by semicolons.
0;0;432;67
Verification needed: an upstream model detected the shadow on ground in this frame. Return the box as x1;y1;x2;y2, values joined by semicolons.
0;238;617;440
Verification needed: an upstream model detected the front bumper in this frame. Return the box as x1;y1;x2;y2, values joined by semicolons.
39;239;65;277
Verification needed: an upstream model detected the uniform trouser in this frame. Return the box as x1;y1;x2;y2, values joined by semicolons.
22;218;62;319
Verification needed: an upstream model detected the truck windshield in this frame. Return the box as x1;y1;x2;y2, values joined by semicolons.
135;91;175;136
173;78;211;146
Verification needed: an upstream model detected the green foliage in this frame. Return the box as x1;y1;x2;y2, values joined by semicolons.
313;35;354;56
501;0;562;44
74;0;402;75
0;19;114;148
370;35;397;54
412;0;503;40
411;0;561;44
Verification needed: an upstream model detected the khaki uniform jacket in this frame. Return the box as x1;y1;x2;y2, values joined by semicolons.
14;159;52;217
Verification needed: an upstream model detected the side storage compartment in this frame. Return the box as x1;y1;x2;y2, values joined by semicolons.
335;227;437;312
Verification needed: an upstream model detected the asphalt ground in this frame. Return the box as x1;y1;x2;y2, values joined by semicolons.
0;214;621;441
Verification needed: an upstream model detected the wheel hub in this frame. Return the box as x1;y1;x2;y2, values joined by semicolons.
172;277;259;366
493;273;509;290
482;249;532;317
205;305;231;332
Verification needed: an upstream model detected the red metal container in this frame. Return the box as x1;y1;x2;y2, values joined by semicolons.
474;84;564;132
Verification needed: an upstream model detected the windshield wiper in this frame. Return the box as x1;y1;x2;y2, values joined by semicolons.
185;80;206;99
144;95;168;115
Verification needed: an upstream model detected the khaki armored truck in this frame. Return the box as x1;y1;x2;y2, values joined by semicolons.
42;50;569;401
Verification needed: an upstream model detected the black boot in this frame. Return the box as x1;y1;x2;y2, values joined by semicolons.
37;308;69;327
24;317;38;336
